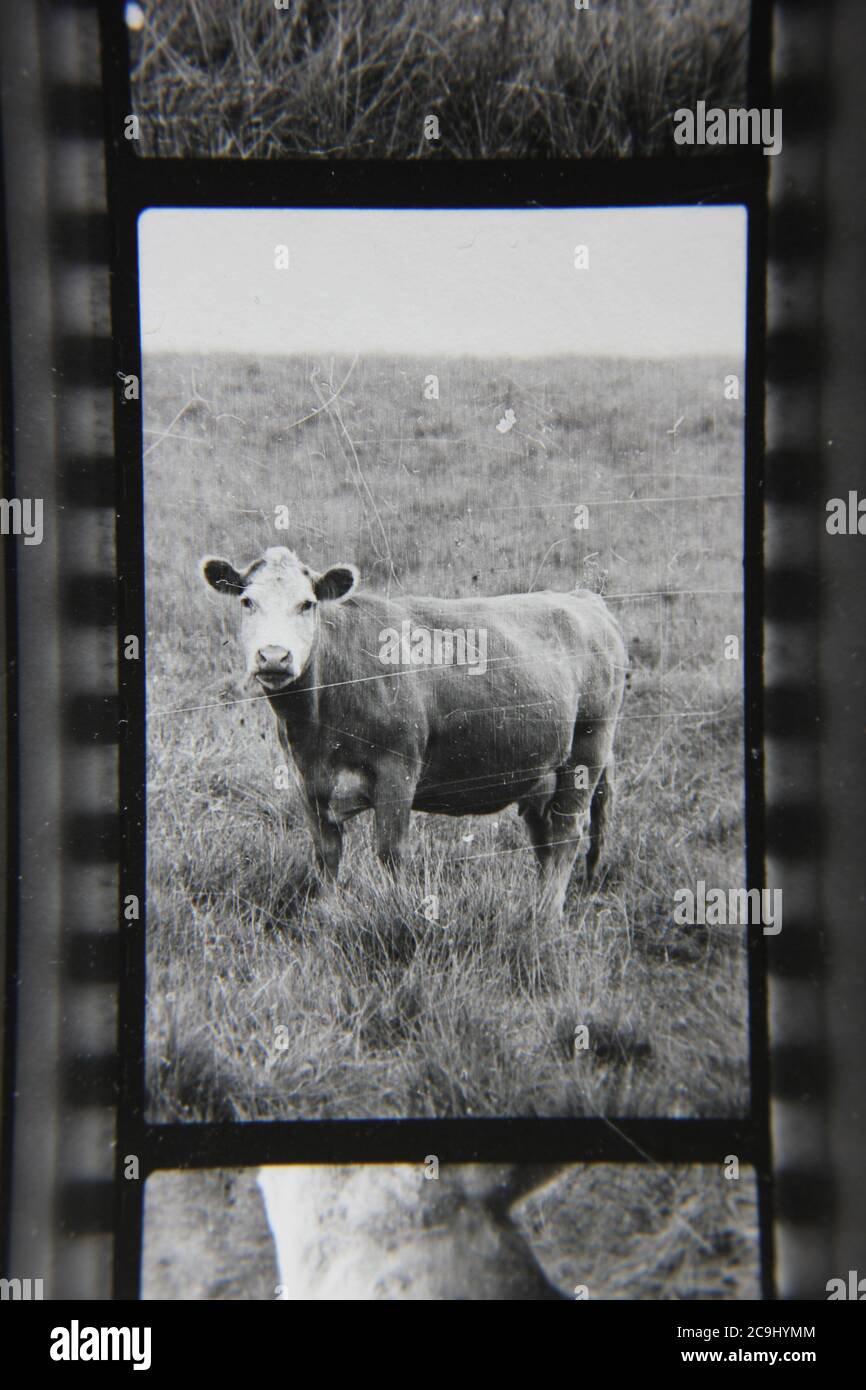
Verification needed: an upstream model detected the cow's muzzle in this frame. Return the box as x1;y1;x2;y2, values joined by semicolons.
254;645;295;690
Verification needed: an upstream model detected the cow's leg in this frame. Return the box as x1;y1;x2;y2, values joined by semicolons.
306;796;343;882
373;760;416;873
566;719;618;888
520;800;581;920
521;805;554;870
586;759;614;886
521;724;616;917
538;814;584;920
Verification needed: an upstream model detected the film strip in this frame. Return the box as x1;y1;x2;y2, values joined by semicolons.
1;0;862;1313
1;0;118;1298
764;0;832;1299
766;0;866;1300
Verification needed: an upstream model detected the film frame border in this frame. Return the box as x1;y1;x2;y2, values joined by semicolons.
5;0;834;1303
100;19;774;1306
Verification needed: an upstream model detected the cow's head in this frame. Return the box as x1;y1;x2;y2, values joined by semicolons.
201;546;358;692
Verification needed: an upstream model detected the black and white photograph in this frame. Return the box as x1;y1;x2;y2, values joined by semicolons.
7;0;866;1324
140;1161;759;1300
141;204;749;1124
125;0;751;159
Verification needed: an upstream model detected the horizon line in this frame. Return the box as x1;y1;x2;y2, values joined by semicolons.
140;347;745;362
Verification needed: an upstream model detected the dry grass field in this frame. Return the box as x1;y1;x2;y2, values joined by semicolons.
128;0;749;159
144;350;748;1122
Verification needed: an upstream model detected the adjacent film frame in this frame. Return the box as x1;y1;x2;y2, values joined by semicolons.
2;0;855;1302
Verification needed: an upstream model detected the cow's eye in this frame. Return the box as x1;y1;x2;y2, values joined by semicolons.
300;599;314;613
240;596;254;611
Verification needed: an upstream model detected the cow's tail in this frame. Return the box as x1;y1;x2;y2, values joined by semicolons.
586;763;613;885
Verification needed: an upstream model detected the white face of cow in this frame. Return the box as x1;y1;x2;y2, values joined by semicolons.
202;546;359;693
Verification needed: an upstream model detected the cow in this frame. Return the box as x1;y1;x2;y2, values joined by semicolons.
201;546;626;918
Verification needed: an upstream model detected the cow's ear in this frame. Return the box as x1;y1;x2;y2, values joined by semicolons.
314;564;359;604
202;557;244;595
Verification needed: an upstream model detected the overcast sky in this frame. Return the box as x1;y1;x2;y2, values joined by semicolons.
138;206;746;359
